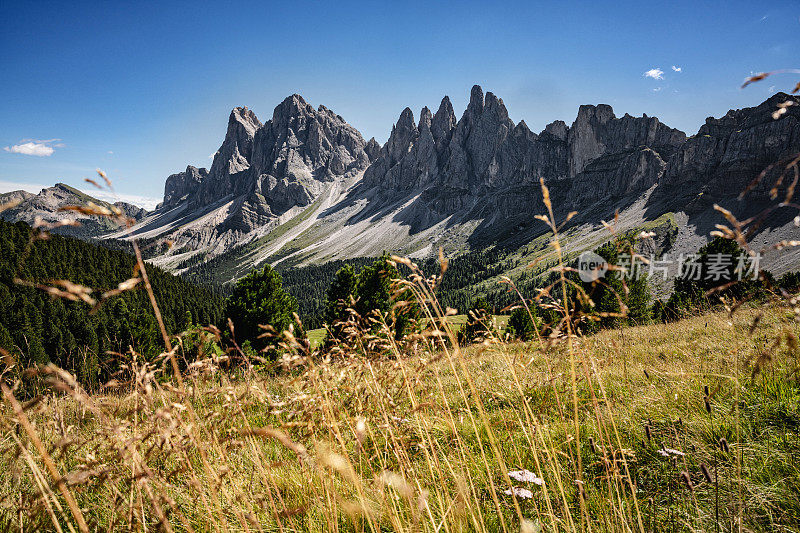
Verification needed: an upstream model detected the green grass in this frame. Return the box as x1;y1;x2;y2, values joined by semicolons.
306;326;327;347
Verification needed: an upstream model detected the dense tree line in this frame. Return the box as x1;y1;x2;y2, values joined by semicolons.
0;220;224;390
276;249;519;329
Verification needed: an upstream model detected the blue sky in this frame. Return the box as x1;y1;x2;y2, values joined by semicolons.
1;1;798;208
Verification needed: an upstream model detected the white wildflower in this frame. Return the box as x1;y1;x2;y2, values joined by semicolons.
508;469;545;485
504;486;534;499
659;447;686;457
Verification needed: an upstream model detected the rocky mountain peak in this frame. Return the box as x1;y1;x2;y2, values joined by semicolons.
660;91;800;197
364;137;381;160
396;107;416;130
272;94;313;125
113;88;800;273
419;106;433;130
230;106;261;135
207;106;261;183
364;137;381;161
468;84;485;113
431;96;457;148
513;120;534;138
698;91;799;136
385;107;418;165
568;102;686;177
163;165;208;209
575;103;615;126
543;120;569;141
1;183;149;240
484;91;509;121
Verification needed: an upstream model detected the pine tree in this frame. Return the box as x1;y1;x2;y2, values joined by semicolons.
324;265;357;342
226;265;297;354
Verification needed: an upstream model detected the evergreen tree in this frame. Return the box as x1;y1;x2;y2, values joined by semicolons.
459;297;494;344
577;238;651;331
507;306;538;341
663;237;765;319
0;219;224;390
358;255;421;339
324;265;357;342
226;265;297;353
354;256;397;320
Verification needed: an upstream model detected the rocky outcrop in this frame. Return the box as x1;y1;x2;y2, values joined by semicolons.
361;85;687;219
567;105;685;178
570;147;667;202
187;107;262;210
114;201;148;220
163;96;373;234
0;190;34;205
658;92;800;198
163;165;208;209
101;87;800;271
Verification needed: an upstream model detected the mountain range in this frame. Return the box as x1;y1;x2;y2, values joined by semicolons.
4;86;800;286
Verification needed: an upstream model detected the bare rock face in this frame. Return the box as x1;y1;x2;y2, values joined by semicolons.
570;147;667;202
364;137;381;161
567;105;685;178
0;190;34;205
163;165;208;209
113;201;148;220
129;87;800;268
361;85;685;221
158;96;373;234
658;92;800;199
190;106;262;209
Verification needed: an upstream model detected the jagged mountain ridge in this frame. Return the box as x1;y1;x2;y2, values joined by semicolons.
159;97;374;231
105;86;800;280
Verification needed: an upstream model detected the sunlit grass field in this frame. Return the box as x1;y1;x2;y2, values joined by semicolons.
3;302;798;532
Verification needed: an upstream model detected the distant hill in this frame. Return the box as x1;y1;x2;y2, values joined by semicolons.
0;183;148;240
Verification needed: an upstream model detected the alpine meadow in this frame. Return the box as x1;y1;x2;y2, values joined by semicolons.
1;2;800;532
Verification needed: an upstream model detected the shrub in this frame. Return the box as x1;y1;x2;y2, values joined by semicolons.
459;297;495;344
506;306;538;341
573;238;651;332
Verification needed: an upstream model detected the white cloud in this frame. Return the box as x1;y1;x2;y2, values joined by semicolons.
644;68;665;80
107;150;114;154
671;65;682;72
90;190;160;210
4;141;54;156
652;87;663;92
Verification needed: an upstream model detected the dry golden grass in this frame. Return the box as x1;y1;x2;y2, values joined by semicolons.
1;300;798;532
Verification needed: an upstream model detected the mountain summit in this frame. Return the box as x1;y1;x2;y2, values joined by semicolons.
91;87;800;278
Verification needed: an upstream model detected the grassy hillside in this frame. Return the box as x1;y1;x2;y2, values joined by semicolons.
3;303;798;531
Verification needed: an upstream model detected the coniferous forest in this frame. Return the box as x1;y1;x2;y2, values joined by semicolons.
0;220;224;390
